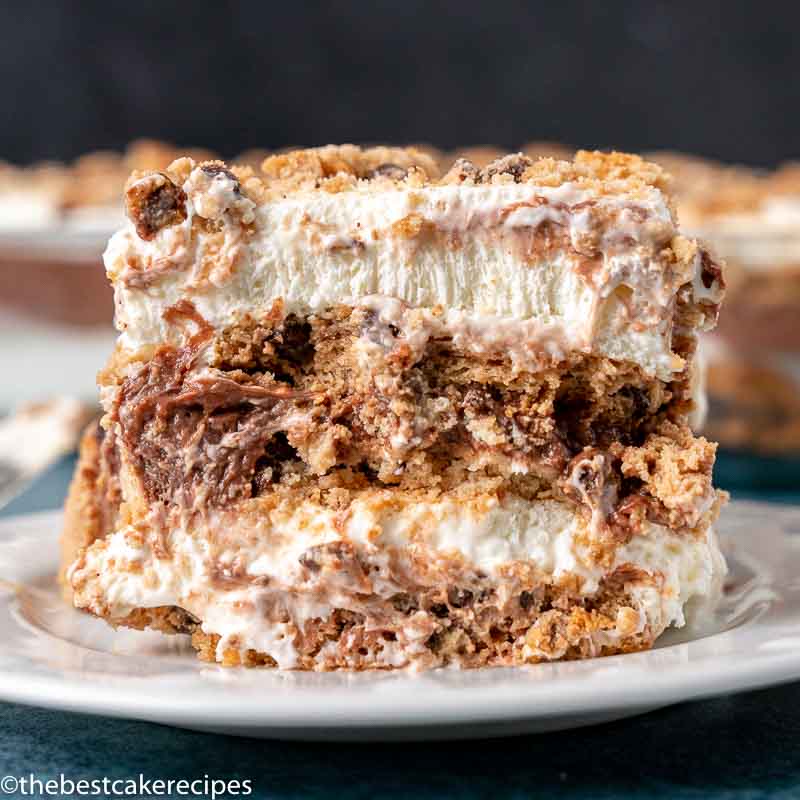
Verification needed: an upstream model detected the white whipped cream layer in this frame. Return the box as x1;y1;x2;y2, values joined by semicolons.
70;495;724;669
104;176;716;380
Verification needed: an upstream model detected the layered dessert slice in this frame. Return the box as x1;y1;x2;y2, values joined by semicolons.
61;146;726;669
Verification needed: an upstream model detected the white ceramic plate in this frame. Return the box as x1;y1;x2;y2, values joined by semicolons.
0;501;799;741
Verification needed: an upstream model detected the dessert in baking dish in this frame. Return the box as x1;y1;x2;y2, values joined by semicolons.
652;152;800;454
0;140;213;326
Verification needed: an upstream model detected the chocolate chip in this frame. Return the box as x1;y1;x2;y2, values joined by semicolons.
700;250;722;290
623;386;652;417
298;552;321;572
370;163;408;180
442;157;480;183
390;593;418;614
125;173;187;241
430;603;449;618
519;590;535;610
425;630;445;652
298;541;354;572
201;164;241;193
574;463;599;493
479;153;533;183
447;586;473;608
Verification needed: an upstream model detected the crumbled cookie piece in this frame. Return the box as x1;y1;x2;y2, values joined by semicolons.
479;153;534;184
441;157;481;184
369;163;409;180
259;144;439;195
183;161;255;223
124;172;187;240
200;162;241;188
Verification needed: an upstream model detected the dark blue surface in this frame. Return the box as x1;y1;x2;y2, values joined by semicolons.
1;687;800;800
0;455;798;799
715;449;800;496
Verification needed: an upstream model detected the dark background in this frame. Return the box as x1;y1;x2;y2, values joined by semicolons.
1;1;797;167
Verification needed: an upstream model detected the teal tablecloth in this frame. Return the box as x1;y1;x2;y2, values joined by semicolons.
0;454;798;800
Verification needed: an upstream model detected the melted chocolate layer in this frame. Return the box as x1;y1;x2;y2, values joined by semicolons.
106;305;714;535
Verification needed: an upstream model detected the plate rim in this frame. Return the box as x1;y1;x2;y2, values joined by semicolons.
0;501;799;731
